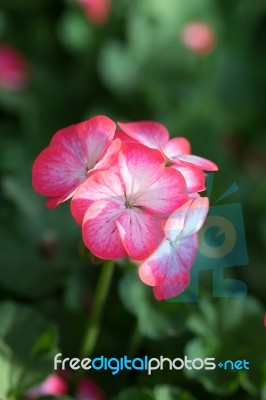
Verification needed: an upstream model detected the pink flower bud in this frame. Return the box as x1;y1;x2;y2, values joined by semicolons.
77;0;110;25
181;22;216;55
26;373;68;398
0;45;29;91
75;378;105;400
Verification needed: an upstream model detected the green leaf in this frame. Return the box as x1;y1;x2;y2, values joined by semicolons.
0;301;59;399
119;270;188;340
112;385;195;400
185;296;266;396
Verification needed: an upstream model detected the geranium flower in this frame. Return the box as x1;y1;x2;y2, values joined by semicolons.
139;196;209;300
26;373;68;398
75;378;105;400
117;121;217;193
181;21;216;55
71;143;188;260
0;44;28;91
32;115;117;208
77;0;110;25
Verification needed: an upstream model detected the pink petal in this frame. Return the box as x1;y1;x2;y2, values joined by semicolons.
153;278;190;301
82;200;127;259
78;0;110;25
171;165;206;193
71;170;125;225
26;373;68;398
88;138;121;176
116;209;164;260
51;115;116;171
163;137;191;157
117;121;169;148
114;130;138;144
75;378;105;400
118;143;165;198
172;154;218;171
164;197;209;241
0;45;28;91
32;145;86;198
136;167;188;217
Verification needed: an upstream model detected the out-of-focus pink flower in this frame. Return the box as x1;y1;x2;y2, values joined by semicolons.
139;196;209;300
77;0;110;25
26;373;68;398
32;115;118;209
71;143;188;260
118;121;217;193
0;45;28;91
75;378;105;400
180;21;216;55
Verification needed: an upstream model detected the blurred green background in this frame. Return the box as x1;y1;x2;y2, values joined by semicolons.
0;0;265;399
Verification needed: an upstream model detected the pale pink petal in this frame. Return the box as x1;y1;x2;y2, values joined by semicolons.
51;115;116;171
82;200;127;259
171;165;206;193
117;121;169;148
118;143;165;198
164;197;209;241
26;373;68;398
71;171;125;225
116;209;164;260
139;234;196;287
32;145;86;198
153;234;198;300
136;167;188;217
172;154;218;171
75;378;105;400
163;137;191;157
138;239;174;286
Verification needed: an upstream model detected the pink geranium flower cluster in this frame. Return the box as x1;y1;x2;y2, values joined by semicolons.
32;115;218;300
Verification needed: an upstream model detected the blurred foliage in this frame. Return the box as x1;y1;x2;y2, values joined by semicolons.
0;0;265;398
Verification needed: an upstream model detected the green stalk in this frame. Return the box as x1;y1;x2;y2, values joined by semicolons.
81;260;114;358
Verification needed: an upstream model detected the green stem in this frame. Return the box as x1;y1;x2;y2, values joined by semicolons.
127;324;142;358
81;260;114;358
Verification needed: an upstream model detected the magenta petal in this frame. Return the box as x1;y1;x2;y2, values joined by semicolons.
82;200;127;259
116;209;164;261
118;143;165;198
171;165;206;193
71;170;124;225
136;167;188;217
75;378;105;400
163;137;191;157
173;154;218;171
117;121;169;148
